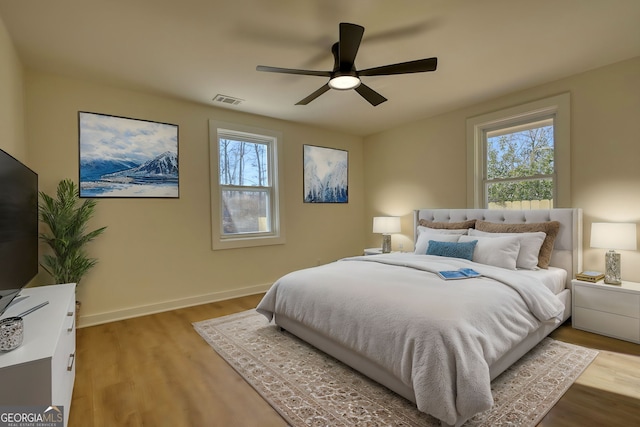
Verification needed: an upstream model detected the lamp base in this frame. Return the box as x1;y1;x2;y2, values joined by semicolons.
381;234;391;253
604;250;622;285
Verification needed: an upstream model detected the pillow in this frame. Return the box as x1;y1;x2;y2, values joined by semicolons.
474;220;560;268
469;229;546;270
418;219;477;230
459;235;520;270
417;225;468;236
414;232;461;255
426;240;477;261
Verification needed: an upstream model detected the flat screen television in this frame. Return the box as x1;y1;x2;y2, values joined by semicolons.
0;148;38;316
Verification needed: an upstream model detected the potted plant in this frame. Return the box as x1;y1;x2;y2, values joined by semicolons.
38;179;107;315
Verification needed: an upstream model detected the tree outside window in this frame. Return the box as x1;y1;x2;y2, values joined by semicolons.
219;138;270;234
485;120;555;208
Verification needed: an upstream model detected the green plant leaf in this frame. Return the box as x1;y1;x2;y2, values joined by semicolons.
38;179;107;285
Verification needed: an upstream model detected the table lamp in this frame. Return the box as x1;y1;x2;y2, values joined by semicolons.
590;222;637;285
373;216;401;253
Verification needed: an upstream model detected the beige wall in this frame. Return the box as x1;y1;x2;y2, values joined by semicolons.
0;14;26;162
364;57;640;282
25;71;365;326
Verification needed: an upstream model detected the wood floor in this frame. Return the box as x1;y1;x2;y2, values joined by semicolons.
70;294;639;427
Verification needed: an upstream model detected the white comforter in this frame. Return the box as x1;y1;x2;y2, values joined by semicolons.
257;253;565;426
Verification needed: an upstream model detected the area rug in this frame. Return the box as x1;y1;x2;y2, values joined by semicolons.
193;311;598;427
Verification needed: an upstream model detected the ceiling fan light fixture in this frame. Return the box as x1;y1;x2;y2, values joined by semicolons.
256;23;437;105
328;75;361;90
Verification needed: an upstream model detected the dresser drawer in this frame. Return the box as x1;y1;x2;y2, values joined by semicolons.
51;299;76;408
573;306;640;342
574;285;640;318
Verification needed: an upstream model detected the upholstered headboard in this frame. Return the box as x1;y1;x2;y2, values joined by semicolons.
413;208;582;287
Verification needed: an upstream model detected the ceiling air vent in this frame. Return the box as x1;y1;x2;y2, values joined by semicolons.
213;94;244;106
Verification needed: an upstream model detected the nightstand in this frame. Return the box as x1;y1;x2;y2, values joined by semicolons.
571;279;640;343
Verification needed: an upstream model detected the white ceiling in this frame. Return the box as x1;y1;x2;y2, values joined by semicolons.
1;0;639;136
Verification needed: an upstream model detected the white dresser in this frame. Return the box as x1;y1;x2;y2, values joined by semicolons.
572;279;640;343
0;283;76;427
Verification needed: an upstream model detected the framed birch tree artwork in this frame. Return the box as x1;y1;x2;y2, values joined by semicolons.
303;145;348;203
78;111;179;198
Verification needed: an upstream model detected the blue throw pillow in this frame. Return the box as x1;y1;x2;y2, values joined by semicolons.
426;240;478;261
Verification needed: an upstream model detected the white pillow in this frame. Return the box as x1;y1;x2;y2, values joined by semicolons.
459;235;520;270
414;232;461;255
417;226;468;236
468;229;546;270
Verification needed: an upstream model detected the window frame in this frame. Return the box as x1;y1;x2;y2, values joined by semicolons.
209;120;285;250
466;93;570;208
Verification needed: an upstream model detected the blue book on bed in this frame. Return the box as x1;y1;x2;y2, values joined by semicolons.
437;268;481;280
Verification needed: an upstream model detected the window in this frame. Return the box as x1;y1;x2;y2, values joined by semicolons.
485;118;555;208
209;121;285;249
466;93;570;209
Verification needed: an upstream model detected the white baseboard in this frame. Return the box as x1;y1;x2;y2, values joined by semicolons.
78;283;272;328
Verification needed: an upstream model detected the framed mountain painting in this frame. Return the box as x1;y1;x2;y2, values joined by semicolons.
78;112;179;198
303;145;348;203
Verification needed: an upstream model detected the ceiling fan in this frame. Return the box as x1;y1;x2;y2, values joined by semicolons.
256;22;438;106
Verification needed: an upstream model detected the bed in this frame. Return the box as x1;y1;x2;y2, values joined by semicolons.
257;208;582;427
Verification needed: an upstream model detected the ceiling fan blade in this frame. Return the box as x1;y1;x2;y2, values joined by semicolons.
295;83;331;105
256;65;331;77
359;57;438;76
354;83;387;106
338;23;364;70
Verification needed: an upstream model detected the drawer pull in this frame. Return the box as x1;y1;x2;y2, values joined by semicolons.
67;311;74;317
67;316;75;332
67;353;75;371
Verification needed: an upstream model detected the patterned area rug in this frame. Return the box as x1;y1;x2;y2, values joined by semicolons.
193;311;598;427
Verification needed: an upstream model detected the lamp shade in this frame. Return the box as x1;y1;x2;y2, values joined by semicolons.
590;223;637;250
373;216;401;234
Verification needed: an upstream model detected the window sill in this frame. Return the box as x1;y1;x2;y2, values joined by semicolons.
212;234;286;250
